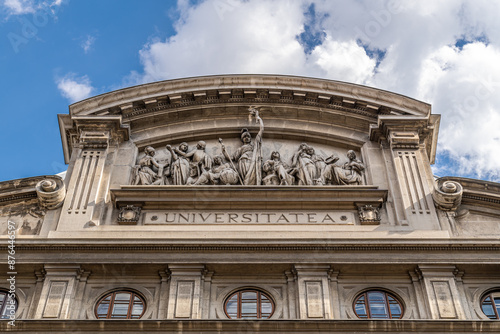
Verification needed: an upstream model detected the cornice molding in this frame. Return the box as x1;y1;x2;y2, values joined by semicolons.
68;75;431;118
2;319;500;332
4;241;500;253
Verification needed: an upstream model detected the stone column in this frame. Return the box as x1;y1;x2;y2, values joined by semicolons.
417;265;467;319
370;115;441;229
294;265;334;319
27;270;46;319
157;269;170;319
33;265;83;319
285;270;298;319
166;265;206;319
200;270;213;319
55;117;129;231
328;269;341;319
68;269;91;319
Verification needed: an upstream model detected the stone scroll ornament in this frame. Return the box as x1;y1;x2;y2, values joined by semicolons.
132;107;365;186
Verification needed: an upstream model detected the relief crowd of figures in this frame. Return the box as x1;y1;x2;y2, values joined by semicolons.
133;108;365;186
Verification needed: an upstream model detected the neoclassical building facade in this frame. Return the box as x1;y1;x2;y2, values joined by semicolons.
1;75;500;333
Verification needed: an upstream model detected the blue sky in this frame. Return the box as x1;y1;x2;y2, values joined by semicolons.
1;0;500;182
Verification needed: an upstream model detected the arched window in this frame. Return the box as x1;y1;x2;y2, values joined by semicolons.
481;291;500;319
354;290;403;319
0;290;17;319
95;290;145;319
224;289;274;319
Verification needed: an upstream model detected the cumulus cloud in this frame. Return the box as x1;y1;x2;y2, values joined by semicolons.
127;0;500;181
3;0;35;14
2;0;63;16
56;74;94;103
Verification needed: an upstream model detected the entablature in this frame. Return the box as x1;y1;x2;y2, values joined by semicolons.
110;185;387;211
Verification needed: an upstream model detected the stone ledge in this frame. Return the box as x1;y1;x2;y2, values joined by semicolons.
110;185;388;210
2;319;499;333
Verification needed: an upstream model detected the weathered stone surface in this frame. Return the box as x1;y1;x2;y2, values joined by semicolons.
1;75;499;331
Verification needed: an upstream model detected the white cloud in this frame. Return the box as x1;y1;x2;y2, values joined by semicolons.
126;0;500;181
81;35;95;54
3;0;35;14
309;36;376;84
2;0;63;16
56;74;94;103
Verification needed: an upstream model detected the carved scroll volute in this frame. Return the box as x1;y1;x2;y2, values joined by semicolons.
36;177;66;210
432;179;463;211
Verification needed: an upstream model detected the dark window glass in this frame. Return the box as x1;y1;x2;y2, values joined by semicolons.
224;289;274;319
482;292;500;319
95;291;145;319
354;290;403;319
0;291;17;320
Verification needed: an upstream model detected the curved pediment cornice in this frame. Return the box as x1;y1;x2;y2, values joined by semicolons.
68;74;431;118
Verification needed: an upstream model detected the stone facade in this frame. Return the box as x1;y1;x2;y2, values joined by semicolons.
1;75;500;332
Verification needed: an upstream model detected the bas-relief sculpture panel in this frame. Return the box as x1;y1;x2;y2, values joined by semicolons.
0;200;45;236
131;108;366;187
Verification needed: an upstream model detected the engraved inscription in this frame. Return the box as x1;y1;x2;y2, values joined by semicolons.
144;211;355;225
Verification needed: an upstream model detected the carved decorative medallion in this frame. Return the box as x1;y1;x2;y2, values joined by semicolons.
117;205;142;225
358;204;381;225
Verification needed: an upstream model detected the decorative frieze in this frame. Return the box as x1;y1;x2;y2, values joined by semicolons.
131;107;366;187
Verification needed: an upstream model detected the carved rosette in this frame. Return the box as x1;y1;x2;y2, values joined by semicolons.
35;177;66;210
432;179;463;211
117;205;142;225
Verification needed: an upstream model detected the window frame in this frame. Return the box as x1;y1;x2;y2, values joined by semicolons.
0;290;17;320
481;291;500;320
224;289;275;319
353;290;404;319
94;290;146;319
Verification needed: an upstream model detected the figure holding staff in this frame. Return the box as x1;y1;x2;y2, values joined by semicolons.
221;107;264;185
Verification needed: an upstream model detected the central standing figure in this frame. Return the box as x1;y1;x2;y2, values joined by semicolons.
222;107;264;185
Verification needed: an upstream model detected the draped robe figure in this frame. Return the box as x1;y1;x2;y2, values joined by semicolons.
321;150;365;185
291;143;317;185
225;108;264;185
134;146;163;185
166;142;190;185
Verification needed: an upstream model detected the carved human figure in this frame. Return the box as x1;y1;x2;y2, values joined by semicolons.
166;142;190;185
321;150;365;185
194;156;239;185
134;146;164;185
175;140;212;179
186;164;199;185
222;107;264;185
262;151;294;185
307;146;326;180
290;143;316;185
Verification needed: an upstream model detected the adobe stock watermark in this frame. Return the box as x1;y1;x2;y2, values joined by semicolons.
7;5;60;54
354;0;410;43
6;220;17;326
461;75;500;112
213;0;243;20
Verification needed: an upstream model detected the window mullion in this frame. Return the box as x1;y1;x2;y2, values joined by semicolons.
365;293;371;318
107;292;116;319
492;294;500;319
